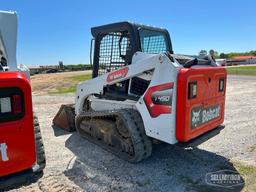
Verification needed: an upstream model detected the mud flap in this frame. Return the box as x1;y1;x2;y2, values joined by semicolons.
52;104;76;132
177;125;225;148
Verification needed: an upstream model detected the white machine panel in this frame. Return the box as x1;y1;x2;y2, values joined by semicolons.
75;52;182;144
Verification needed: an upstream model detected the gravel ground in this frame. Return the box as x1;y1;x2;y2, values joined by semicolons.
10;75;256;192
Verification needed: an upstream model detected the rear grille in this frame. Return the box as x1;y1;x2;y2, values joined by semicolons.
0;87;25;123
130;77;150;96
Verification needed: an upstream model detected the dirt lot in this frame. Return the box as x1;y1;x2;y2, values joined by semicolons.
31;71;91;95
10;75;256;192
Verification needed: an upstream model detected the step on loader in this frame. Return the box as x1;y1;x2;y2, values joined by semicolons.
53;21;227;163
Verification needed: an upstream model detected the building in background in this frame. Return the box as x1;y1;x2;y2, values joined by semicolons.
29;65;60;75
227;56;256;66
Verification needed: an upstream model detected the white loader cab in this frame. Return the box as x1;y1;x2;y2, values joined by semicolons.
0;11;18;72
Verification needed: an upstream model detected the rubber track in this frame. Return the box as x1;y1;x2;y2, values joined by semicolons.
34;114;46;172
76;109;152;163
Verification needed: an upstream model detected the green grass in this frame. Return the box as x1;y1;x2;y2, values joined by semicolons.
70;74;92;82
233;162;256;192
50;86;77;94
248;145;256;152
182;162;256;192
49;74;91;94
227;66;256;76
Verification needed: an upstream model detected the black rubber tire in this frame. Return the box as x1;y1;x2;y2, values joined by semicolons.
33;114;46;172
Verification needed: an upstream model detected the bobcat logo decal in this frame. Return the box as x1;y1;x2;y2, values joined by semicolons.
191;105;221;129
192;109;201;126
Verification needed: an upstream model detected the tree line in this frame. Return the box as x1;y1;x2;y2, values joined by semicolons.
63;64;92;71
199;50;256;59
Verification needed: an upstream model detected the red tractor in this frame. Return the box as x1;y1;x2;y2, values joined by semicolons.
0;11;45;190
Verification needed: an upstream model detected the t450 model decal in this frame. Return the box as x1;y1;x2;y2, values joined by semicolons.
144;82;174;118
107;67;129;82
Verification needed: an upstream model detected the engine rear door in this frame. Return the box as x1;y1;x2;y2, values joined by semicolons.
176;67;227;142
0;72;36;177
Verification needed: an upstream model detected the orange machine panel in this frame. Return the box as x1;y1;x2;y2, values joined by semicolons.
176;67;227;142
0;72;36;177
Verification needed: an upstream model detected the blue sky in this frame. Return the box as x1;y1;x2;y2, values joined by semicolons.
1;0;256;66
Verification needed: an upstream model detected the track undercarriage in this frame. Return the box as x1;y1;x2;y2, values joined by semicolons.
76;109;152;163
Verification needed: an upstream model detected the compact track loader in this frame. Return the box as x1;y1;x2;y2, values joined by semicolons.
0;11;45;190
53;22;227;162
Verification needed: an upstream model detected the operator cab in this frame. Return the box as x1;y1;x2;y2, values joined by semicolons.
90;21;215;79
90;22;217;101
90;22;174;101
0;36;8;71
0;11;18;72
91;21;173;78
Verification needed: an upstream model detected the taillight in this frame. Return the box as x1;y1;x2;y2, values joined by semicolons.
12;95;22;114
219;78;225;92
188;82;197;99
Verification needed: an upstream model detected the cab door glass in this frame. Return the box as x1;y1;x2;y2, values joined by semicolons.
139;29;168;54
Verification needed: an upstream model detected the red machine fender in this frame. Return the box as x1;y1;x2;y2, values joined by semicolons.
0;72;36;177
